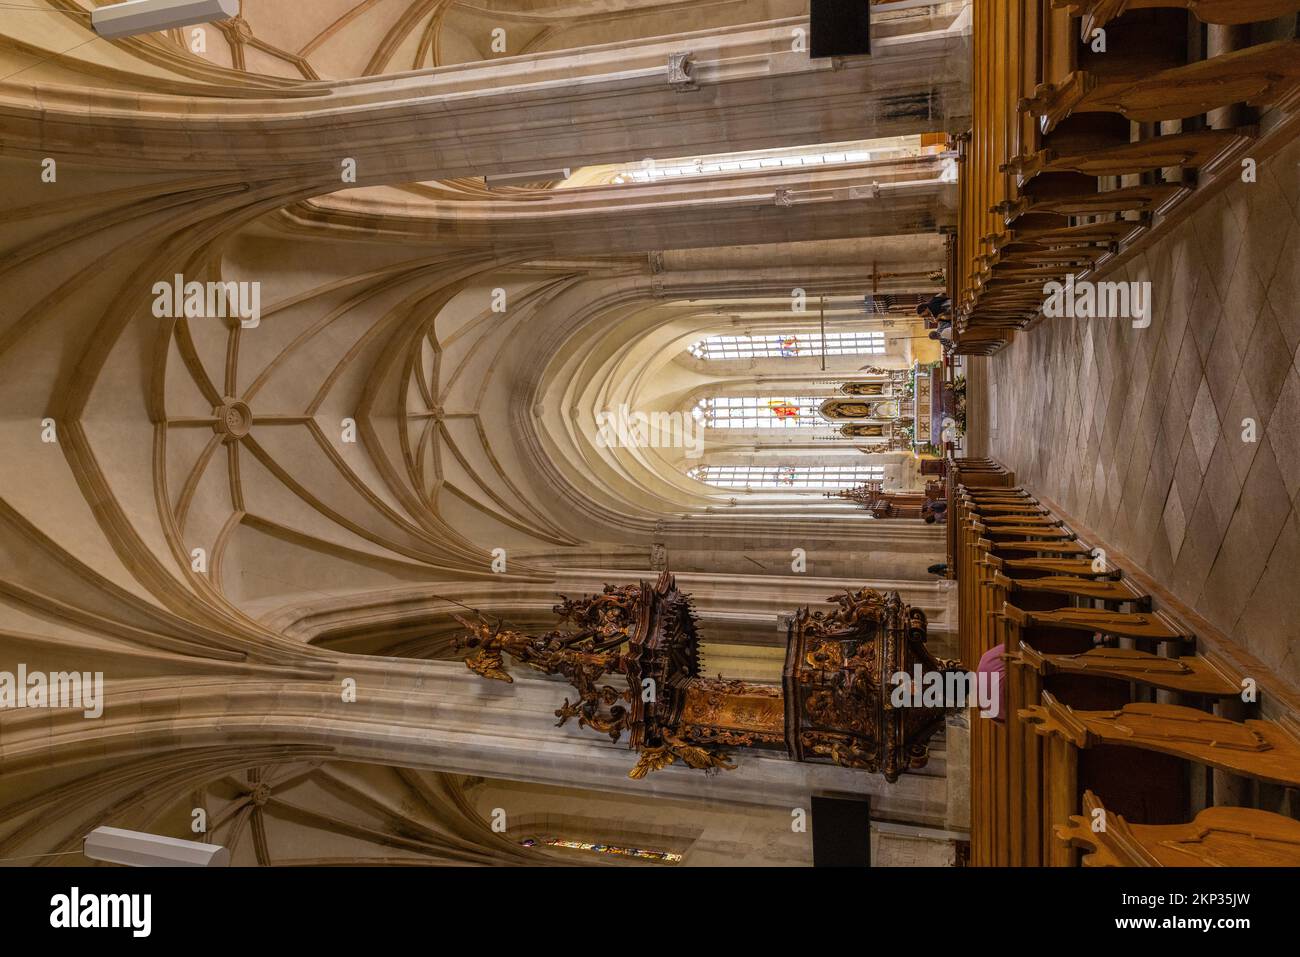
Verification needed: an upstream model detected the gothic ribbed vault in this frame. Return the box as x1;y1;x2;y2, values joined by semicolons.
0;0;971;866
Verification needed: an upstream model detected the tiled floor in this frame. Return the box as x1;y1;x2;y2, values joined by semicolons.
983;134;1300;691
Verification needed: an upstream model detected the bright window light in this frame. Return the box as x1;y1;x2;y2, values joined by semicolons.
629;149;876;183
688;332;885;360
688;465;884;490
692;396;832;428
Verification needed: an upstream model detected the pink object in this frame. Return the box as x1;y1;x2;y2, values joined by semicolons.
976;644;1007;722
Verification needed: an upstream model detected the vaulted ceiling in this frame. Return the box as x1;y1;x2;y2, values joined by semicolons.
0;1;968;863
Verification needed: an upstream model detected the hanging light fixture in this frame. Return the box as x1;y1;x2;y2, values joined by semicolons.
91;0;238;39
83;826;230;867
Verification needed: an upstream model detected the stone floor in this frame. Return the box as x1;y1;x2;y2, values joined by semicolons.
981;133;1300;692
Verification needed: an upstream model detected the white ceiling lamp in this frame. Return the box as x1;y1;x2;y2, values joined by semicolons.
91;0;239;39
83;826;230;867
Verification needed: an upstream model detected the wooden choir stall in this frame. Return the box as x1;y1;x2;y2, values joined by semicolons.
948;456;1300;867
953;0;1300;354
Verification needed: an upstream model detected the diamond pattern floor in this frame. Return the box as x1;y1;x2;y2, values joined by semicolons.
982;135;1300;691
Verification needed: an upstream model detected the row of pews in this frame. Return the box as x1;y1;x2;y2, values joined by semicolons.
952;467;1300;866
954;0;1300;355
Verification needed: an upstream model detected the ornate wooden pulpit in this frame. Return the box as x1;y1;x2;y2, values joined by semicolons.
784;587;956;781
456;573;956;781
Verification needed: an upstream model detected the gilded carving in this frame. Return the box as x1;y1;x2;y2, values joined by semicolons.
457;578;952;784
783;587;956;781
839;381;888;397
839;422;888;438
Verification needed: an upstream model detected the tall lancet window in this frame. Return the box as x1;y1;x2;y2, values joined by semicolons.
688;465;884;490
618;147;877;184
692;396;829;428
688;332;885;360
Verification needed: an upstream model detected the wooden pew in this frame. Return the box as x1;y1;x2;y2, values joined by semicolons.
954;2;1299;354
1057;0;1300;34
1023;693;1300;864
1022;41;1300;135
1017;645;1238;697
1001;603;1192;644
1024;695;1300;788
988;569;1149;608
956;461;1300;868
1059;789;1300;867
996;597;1195;863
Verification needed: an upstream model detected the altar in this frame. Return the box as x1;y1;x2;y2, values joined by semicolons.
910;361;945;453
815;364;946;457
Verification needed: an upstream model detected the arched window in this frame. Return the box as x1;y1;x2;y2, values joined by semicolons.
688;332;885;360
520;837;682;863
688;465;884;490
623;147;875;183
692;396;829;428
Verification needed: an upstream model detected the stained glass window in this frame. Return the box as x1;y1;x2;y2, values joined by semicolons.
691;395;829;428
688;332;885;360
688;465;884;490
625;149;874;183
520;837;683;864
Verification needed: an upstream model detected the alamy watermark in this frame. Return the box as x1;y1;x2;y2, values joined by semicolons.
152;274;261;328
1043;274;1152;328
50;888;150;937
890;666;1000;719
595;404;704;459
0;664;103;718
